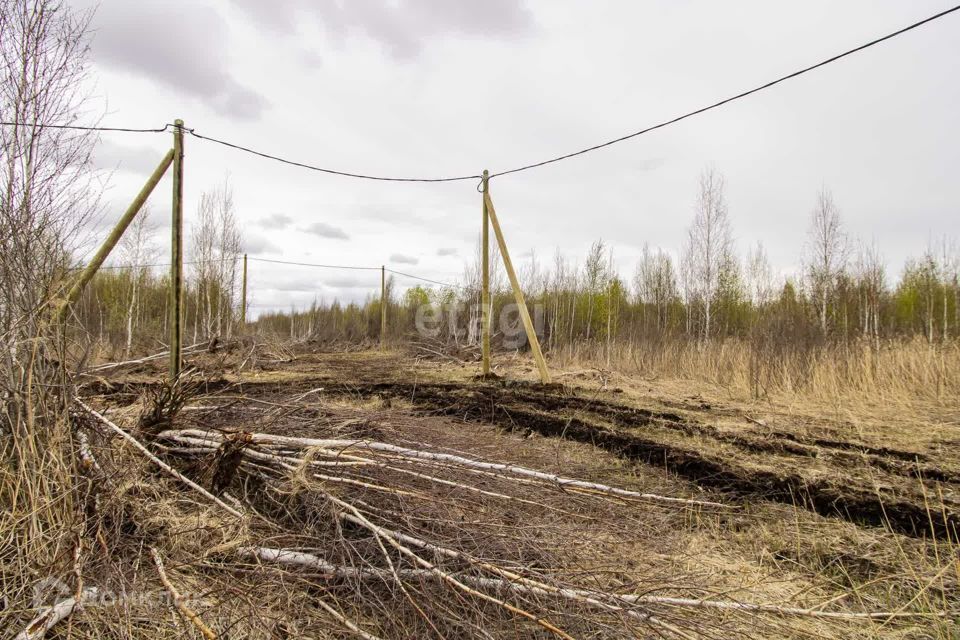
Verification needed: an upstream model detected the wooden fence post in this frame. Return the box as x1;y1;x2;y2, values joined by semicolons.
56;149;174;322
481;169;491;376
169;119;185;381
483;190;551;384
240;253;248;327
381;265;387;350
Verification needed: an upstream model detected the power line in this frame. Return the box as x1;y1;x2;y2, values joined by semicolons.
74;255;465;289
386;268;465;290
6;5;957;183
0;121;169;133
489;4;960;178
247;257;380;271
186;129;482;183
69;257;239;271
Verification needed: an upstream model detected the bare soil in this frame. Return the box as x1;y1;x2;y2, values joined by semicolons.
77;345;960;638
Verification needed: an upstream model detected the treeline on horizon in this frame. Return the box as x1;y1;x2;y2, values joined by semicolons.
76;171;958;399
81;171;956;344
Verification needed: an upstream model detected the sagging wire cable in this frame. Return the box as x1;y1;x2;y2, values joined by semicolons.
5;4;957;184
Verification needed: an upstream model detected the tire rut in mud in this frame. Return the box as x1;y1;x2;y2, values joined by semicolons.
307;379;957;540
86;375;958;539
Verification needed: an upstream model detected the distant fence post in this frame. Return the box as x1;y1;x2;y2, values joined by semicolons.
380;265;387;350
481;169;491;376
241;253;248;327
56;149;174;322
169;119;185;381
483;189;551;384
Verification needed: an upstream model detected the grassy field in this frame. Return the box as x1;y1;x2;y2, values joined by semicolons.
42;343;954;639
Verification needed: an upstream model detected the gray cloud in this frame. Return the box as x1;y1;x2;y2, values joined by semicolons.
257;213;294;229
436;247;458;257
242;236;280;255
270;277;319;293
94;140;168;175
323;275;371;289
302;222;349;240
90;1;268;119
231;0;534;59
390;253;419;265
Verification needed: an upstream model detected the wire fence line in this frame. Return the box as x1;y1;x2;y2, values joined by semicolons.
3;3;958;183
69;254;469;301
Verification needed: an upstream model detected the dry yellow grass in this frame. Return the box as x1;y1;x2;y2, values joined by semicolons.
552;337;960;407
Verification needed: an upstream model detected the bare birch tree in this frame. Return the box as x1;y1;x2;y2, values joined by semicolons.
2;0;99;432
117;204;158;357
686;168;732;341
745;241;774;308
0;0;100;622
936;236;957;342
634;244;677;332
190;179;242;340
853;239;884;342
804;187;847;333
583;239;608;340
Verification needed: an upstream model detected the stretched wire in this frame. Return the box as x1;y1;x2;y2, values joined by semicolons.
488;3;960;178
385;268;466;290
247;257;380;271
4;5;958;183
69;257;239;271
186;129;482;183
0;121;169;133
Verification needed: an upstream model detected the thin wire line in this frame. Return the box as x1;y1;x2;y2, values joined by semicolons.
68;257;239;271
4;5;957;184
75;256;466;290
0;121;169;133
187;129;482;183
489;3;960;178
386;268;465;289
247;257;380;271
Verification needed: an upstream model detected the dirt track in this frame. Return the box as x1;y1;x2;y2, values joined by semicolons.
87;349;959;539
89;349;954;541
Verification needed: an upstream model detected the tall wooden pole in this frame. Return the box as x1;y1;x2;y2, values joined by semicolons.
380;265;387;350
483;190;551;384
481;170;491;376
240;253;248;327
56;149;174;322
169;119;185;381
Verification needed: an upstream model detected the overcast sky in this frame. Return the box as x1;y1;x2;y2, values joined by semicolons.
76;0;960;316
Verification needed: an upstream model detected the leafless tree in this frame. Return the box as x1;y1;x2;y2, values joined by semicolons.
853;239;884;342
190;179;242;340
634;243;677;332
1;1;100;627
804;187;848;333
583;239;609;340
685;168;732;341
935;236;957;342
744;241;774;308
1;0;98;331
1;0;99;427
117;204;159;357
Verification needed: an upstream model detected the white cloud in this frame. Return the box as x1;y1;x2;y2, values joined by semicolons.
256;213;294;229
389;253;419;265
301;222;349;240
89;0;267;119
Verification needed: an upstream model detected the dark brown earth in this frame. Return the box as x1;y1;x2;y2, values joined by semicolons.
84;349;960;540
